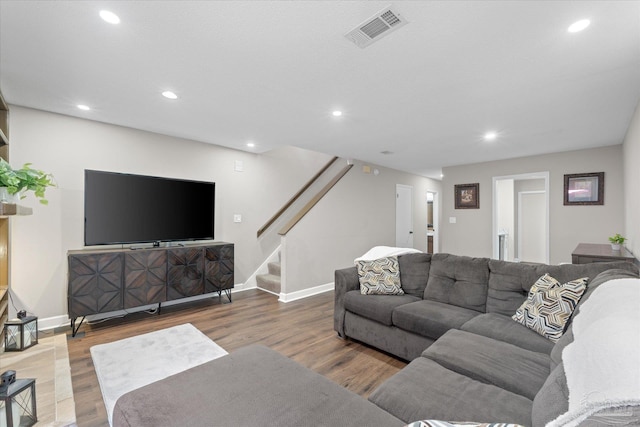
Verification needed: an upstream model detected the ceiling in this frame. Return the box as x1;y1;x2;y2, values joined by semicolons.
1;1;639;179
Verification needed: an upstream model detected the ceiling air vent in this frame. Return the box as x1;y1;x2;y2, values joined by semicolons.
345;7;408;49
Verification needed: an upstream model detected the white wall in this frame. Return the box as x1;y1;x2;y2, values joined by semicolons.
441;145;625;264
7;106;334;321
623;101;640;258
8;106;441;322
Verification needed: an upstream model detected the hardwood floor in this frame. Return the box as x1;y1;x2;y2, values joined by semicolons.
67;289;407;427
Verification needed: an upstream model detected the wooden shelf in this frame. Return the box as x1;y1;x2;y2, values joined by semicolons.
0;202;33;217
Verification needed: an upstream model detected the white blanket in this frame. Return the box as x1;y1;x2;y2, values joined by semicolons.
354;246;422;263
547;278;640;427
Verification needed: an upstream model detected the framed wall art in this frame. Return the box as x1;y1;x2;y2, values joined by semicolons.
454;183;479;209
564;172;604;205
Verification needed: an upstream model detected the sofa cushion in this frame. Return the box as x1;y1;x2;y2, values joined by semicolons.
357;256;404;295
113;344;405;427
368;357;532;426
422;329;550;400
512;274;588;342
531;363;569;427
461;313;554;355
398;253;432;298
423;254;489;312
487;260;639;316
344;290;420;326
392;300;479;340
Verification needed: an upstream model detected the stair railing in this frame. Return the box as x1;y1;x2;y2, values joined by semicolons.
278;163;353;236
257;156;339;238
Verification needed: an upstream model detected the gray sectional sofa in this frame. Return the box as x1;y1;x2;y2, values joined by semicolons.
112;253;639;427
334;253;640;425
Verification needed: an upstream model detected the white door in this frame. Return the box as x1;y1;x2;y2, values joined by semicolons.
518;191;546;263
396;184;413;247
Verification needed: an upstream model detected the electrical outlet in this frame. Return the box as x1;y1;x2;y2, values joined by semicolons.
449;217;457;224
233;214;242;223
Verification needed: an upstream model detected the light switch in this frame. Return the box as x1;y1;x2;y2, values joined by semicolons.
449;217;457;224
234;160;244;172
233;214;242;223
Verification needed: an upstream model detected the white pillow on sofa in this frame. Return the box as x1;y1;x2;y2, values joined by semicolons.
406;421;525;427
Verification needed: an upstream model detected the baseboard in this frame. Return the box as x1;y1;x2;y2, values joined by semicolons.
38;283;255;331
278;282;334;303
38;314;71;331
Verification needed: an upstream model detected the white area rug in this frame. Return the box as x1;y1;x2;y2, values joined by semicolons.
90;323;227;426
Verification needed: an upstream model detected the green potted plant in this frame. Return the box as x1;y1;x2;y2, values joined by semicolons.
0;158;55;205
608;233;626;251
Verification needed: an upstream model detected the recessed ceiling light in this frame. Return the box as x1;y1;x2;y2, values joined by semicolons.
246;142;255;148
332;110;343;117
484;131;497;141
99;10;120;25
77;104;90;111
162;91;178;100
568;19;590;33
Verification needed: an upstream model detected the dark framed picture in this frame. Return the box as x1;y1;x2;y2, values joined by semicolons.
454;183;479;209
564;172;604;205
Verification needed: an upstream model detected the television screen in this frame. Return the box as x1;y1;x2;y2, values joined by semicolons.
84;170;215;246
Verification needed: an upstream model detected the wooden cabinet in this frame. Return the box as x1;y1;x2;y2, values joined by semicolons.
67;242;234;335
124;249;167;309
167;247;204;299
68;252;124;317
571;243;636;264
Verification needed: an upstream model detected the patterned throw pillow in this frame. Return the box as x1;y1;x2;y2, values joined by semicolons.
406;421;525;427
356;256;404;295
512;274;588;342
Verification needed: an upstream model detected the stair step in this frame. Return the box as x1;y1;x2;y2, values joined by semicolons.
256;273;281;294
268;262;281;276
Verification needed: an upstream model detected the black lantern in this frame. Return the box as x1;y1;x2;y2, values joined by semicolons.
0;377;37;427
3;316;37;351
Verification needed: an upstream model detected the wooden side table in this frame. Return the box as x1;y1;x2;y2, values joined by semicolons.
571;243;636;264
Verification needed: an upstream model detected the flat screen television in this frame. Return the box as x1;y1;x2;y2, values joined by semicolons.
84;170;215;246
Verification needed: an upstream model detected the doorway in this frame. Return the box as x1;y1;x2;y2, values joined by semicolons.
426;191;439;254
493;172;549;263
396;184;413;247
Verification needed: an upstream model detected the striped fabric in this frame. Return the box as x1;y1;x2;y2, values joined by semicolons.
356;256;404;295
405;421;525;427
512;273;588;342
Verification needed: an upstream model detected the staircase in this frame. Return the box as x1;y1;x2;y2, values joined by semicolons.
256;258;281;295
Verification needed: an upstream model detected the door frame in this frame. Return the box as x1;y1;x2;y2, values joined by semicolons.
426;190;439;253
492;171;549;263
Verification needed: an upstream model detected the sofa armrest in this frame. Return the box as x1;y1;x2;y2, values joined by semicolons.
334;266;360;338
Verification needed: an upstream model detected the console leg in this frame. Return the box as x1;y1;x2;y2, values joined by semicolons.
70;316;86;337
158;302;162;315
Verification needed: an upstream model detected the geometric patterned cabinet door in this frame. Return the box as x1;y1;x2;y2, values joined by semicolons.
124;250;167;309
167;247;204;300
68;252;123;318
204;244;234;293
